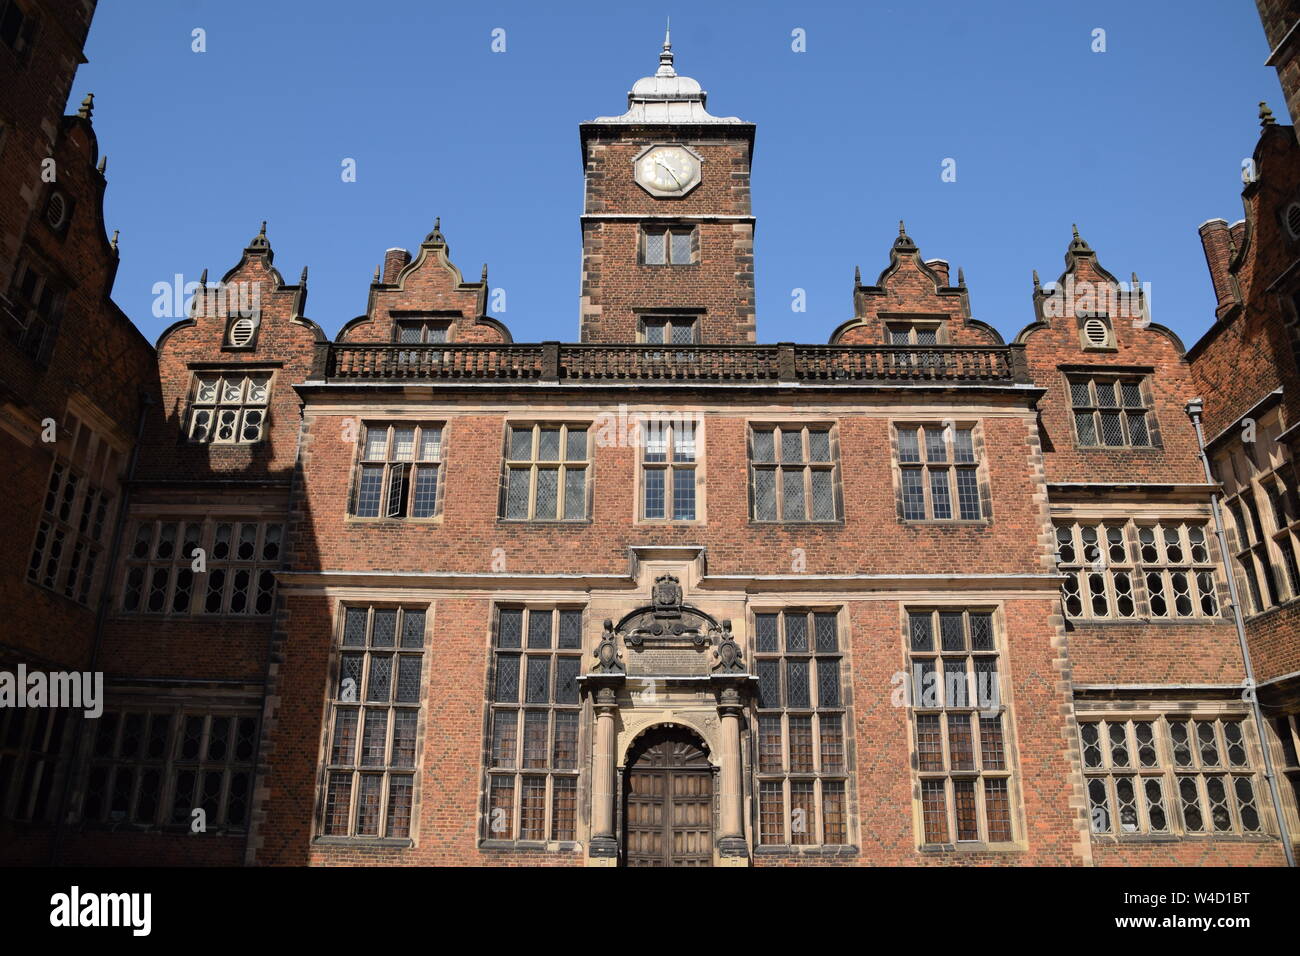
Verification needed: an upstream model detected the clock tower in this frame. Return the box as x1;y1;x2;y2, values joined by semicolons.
578;31;757;344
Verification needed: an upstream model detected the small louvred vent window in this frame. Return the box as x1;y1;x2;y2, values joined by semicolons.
1084;318;1111;348
1286;203;1300;241
228;317;255;347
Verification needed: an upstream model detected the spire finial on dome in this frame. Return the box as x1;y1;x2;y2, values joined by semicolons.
657;19;676;77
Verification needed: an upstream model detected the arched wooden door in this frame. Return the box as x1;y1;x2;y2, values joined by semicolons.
623;727;713;867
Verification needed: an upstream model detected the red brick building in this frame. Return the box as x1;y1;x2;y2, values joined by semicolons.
1;1;1298;867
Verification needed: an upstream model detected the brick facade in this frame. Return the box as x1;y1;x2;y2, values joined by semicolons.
1;3;1297;868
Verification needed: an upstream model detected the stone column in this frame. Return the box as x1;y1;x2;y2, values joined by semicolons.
716;683;749;863
588;683;619;863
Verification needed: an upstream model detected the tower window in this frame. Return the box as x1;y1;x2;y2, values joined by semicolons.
641;316;697;344
642;227;696;265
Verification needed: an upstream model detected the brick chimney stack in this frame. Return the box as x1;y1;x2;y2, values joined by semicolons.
1197;219;1239;320
382;247;412;284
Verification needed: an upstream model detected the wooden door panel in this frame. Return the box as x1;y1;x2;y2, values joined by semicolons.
624;729;714;867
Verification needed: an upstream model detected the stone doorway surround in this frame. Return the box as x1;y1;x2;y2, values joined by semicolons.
582;550;754;866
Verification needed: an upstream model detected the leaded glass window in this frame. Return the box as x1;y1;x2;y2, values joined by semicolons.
321;606;426;840
502;424;589;521
750;424;838;522
895;423;983;521
1081;715;1263;838
485;607;584;843
752;609;850;845
907;608;1015;845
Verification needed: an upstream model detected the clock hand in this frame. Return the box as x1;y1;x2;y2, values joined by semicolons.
655;159;683;188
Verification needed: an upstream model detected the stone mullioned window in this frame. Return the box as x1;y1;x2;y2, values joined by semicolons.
483;607;583;845
185;371;271;444
748;424;839;523
501;424;590;522
753;609;850;847
351;422;444;519
894;422;985;522
1214;410;1300;616
120;518;282;616
80;708;258;831
320;606;427;841
1055;519;1220;621
906;608;1016;847
1080;715;1266;838
28;410;121;608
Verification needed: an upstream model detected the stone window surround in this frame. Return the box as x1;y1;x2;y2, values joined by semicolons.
902;604;1022;851
889;419;991;525
635;416;705;526
1074;702;1276;843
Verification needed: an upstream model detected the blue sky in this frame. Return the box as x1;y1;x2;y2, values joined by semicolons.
77;0;1280;348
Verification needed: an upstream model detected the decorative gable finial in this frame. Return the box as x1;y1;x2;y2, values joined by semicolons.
1032;269;1041;291
894;219;917;252
424;216;446;246
246;220;271;252
1260;101;1276;128
96;155;106;174
77;93;94;120
373;264;381;282
854;265;861;285
481;263;488;282
1068;223;1091;253
110;229;119;251
957;266;966;288
300;265;309;285
198;268;208;286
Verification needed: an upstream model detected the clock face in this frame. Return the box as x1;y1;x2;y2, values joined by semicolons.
634;145;701;197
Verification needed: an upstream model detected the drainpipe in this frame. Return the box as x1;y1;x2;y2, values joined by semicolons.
49;389;154;864
1186;399;1295;867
